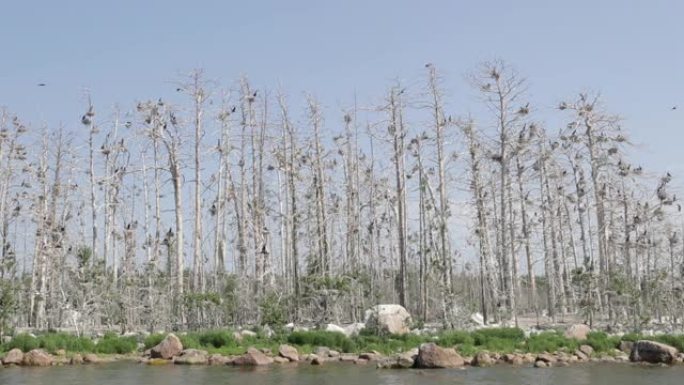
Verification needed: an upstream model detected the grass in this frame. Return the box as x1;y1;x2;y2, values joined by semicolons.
1;332;134;354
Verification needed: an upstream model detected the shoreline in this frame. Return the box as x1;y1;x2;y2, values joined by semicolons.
2;332;682;369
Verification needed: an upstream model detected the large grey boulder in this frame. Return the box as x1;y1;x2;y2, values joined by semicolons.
174;349;208;365
151;333;183;359
364;304;412;335
629;340;678;364
233;347;273;366
564;324;591;340
278;344;299;362
22;349;53;367
2;348;24;365
415;343;464;368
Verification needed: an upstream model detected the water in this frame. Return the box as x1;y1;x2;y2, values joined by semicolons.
1;362;683;385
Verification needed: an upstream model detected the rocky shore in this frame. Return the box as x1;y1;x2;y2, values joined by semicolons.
2;333;682;370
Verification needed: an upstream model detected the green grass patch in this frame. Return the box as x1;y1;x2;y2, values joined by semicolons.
526;331;579;353
584;331;620;353
93;333;137;354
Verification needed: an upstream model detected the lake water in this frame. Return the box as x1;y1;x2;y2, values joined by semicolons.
1;362;683;385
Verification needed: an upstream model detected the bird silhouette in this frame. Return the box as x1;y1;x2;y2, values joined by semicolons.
672;106;677;110
37;83;46;87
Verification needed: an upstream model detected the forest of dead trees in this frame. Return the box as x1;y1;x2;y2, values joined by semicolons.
0;61;683;335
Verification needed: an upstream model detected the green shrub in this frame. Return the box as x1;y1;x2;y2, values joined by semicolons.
472;327;525;342
526;331;579;353
3;333;39;352
94;334;137;354
38;333;95;353
287;331;355;352
620;332;642;342
438;331;474;347
584;331;619;353
197;330;236;348
143;333;165;349
178;334;200;350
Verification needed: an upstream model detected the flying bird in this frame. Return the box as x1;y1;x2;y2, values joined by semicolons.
672;106;678;110
37;83;46;87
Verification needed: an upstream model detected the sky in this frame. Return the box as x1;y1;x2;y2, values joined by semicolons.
0;0;682;183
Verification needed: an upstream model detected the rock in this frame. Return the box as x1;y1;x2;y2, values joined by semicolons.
325;324;346;334
579;344;594;357
574;350;588;361
278;344;299;362
377;352;416;369
174;349;208;365
358;351;383;361
83;353;100;363
564;324;591;340
534;360;548;368
240;330;257;338
502;353;523;365
328;350;340;359
353;358;369;365
234;347;274;366
675;352;684;364
522;353;536;363
364;304;412;335
234;329;257;342
70;354;84;365
208;354;232;365
472;352;494;367
147;358;171;365
343;323;366;337
55;349;66;356
630;340;678;364
273;356;289;364
396;351;416;368
470;312;485;326
260;348;272;356
340;354;357;362
311;356;323;365
619;341;634;354
314;346;330;357
22;349;53;367
2;348;24;365
415;343;464;369
536;353;557;364
150;333;183;359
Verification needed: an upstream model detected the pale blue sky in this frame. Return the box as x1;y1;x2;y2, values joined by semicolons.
1;0;682;180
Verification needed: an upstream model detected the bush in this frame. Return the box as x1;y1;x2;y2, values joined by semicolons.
178;334;201;350
526;331;579;353
143;333;165;349
94;333;137;354
584;331;619;353
197;330;236;349
3;333;39;352
287;331;356;352
438;331;474;347
472;327;525;343
39;333;95;353
620;332;642;342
